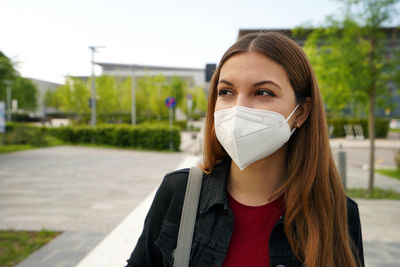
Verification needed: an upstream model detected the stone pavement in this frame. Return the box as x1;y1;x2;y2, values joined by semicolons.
330;139;400;266
358;199;400;267
0;146;187;232
0;145;187;267
76;155;201;267
15;231;106;267
1;137;400;266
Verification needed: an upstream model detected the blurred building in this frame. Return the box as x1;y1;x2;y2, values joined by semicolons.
96;62;206;89
28;78;61;118
238;28;400;117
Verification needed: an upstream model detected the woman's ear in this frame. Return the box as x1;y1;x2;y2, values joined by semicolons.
295;97;311;127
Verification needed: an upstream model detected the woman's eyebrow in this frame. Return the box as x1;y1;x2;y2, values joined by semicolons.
218;79;282;90
253;80;282;90
218;79;233;86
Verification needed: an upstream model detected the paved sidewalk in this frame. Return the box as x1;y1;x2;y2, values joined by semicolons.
347;167;400;192
76;155;201;267
3;137;400;267
329;138;400;149
15;232;106;267
0;146;187;267
358;199;400;267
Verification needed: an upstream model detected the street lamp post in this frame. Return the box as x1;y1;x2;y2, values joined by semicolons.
89;46;105;127
3;80;12;122
131;73;136;125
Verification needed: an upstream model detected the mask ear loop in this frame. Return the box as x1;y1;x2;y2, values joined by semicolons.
286;104;300;135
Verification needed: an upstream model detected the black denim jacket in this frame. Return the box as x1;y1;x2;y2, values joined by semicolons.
126;158;364;267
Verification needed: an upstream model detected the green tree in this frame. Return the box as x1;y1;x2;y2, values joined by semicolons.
11;76;38;111
0;51;38;112
179;86;207;119
0;51;18;99
52;77;90;118
135;74;169;121
297;0;400;191
116;76;132;114
135;75;154;120
169;76;186;119
193;86;207;115
93;75;119;118
297;18;371;117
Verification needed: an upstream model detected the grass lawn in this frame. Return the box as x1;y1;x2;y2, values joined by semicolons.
347;187;400;199
0;229;60;267
0;144;38;154
376;169;400;181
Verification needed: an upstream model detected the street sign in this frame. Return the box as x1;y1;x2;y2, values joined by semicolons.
165;97;176;109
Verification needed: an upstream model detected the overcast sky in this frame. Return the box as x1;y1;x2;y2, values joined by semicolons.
0;0;362;84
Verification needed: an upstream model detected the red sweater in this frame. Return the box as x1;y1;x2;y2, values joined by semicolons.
222;194;285;267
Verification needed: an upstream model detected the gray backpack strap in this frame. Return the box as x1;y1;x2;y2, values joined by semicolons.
173;166;203;267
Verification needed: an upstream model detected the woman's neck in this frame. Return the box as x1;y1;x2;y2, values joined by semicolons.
227;145;288;206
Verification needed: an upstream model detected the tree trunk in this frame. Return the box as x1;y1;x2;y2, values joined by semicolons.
367;35;377;193
368;89;376;192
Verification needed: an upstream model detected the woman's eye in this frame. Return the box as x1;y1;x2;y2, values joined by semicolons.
218;89;233;96
256;89;274;96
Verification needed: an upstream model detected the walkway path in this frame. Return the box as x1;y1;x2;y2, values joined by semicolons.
0;145;187;267
1;137;399;267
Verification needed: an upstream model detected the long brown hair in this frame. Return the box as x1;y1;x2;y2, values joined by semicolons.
202;32;359;267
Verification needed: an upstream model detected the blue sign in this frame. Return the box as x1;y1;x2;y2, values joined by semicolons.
165;97;176;109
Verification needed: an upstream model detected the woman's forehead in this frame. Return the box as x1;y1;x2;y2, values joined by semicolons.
218;52;291;89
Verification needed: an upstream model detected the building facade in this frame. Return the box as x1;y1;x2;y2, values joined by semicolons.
29;78;61;117
96;62;207;89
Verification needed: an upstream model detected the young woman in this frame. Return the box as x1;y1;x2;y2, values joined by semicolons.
126;32;364;267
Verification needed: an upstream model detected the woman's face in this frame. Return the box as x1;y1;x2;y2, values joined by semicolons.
215;51;298;125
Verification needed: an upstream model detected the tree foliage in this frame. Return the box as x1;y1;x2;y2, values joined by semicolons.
296;0;400;191
47;77;90;117
47;74;206;122
12;76;38;111
297;0;399;112
0;51;38;111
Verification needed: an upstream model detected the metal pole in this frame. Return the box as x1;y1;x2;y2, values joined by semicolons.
169;107;173;151
6;85;11;122
89;47;96;127
158;84;161;120
338;143;347;190
88;46;105;127
131;74;136;125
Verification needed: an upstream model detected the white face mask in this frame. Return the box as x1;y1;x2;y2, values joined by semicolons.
214;105;299;170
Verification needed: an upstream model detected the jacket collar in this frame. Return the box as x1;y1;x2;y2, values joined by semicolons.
199;157;231;214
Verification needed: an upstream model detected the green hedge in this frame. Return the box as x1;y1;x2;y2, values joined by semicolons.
4;123;181;151
46;123;181;151
139;120;187;130
327;118;390;138
3;123;60;146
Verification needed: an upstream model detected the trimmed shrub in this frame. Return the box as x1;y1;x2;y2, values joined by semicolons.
3;123;60;146
328;118;348;138
94;125;115;145
139;120;187;130
43;123;181;151
327;118;390;138
174;120;187;130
